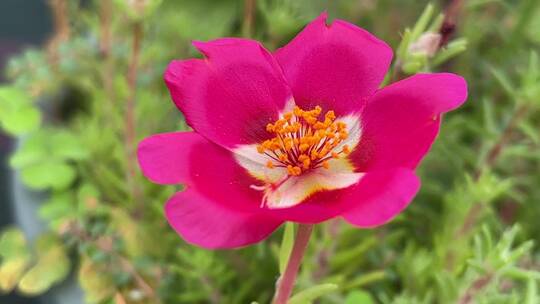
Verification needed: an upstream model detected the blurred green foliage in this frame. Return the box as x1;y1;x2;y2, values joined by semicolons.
1;0;540;303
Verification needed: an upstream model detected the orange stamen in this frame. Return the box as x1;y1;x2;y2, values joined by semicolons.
258;105;350;176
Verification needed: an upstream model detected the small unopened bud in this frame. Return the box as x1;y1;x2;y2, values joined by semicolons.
408;32;442;57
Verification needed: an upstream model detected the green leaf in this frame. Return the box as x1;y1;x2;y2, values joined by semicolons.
18;235;70;296
0;86;40;135
397;29;413;60
110;208;145;258
114;0;162;20
0;228;28;257
9;133;48;168
79;257;116;303
279;222;295;274
20;160;76;190
10;130;87;168
489;66;516;97
432;38;467;66
77;183;101;212
0;86;31;106
10;130;87;190
288;283;338;304
0;104;41;135
411;3;434;40
342;271;387;291
39;191;77;230
526;278;539;304
49;131;89;160
345;291;376;304
0;228;31;293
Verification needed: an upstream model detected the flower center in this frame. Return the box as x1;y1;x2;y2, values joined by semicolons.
257;105;351;176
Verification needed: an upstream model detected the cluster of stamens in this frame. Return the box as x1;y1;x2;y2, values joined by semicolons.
257;106;351;176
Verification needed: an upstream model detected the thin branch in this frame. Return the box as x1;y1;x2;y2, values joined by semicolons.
439;0;465;48
99;0;113;57
46;0;70;66
125;21;143;203
99;0;117;119
242;0;256;37
458;272;494;304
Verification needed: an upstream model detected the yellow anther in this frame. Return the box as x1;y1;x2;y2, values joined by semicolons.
287;165;302;176
324;118;333;126
260;106;350;176
305;116;317;125
287;165;294;175
325;110;336;120
313;122;326;130
302;158;311;169
285;141;293;150
322;161;330;169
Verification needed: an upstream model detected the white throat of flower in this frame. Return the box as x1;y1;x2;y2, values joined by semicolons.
233;101;364;209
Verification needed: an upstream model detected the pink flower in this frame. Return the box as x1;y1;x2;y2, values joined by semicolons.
137;13;467;249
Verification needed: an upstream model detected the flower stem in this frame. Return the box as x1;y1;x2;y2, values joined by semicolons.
273;224;314;304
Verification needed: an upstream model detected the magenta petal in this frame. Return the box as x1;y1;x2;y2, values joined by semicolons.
342;168;420;227
137;132;207;184
353;73;468;171
275;12;392;116
165;190;283;249
139;131;283;248
164;38;292;148
269;169;418;225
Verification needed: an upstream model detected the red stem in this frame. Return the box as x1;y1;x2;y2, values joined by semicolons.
273;224;314;304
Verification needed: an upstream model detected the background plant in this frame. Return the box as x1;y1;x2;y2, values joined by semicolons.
1;0;540;303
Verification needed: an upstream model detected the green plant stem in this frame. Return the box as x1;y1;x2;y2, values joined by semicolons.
273;224;314;304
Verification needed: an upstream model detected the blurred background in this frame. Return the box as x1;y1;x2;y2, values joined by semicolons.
0;0;539;303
